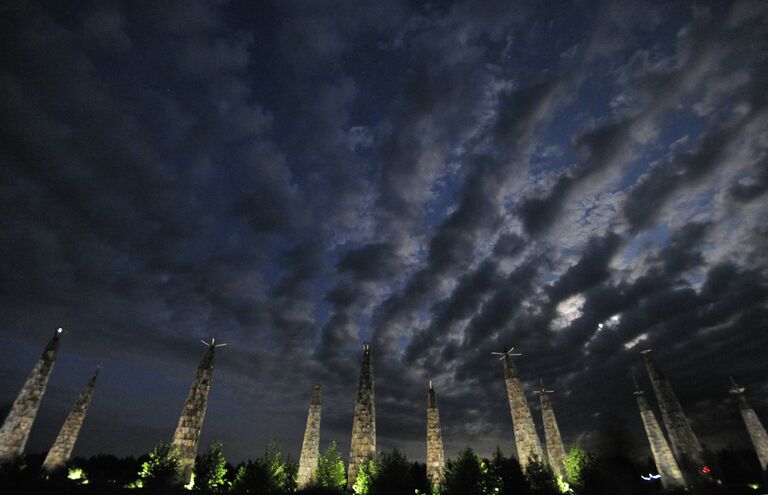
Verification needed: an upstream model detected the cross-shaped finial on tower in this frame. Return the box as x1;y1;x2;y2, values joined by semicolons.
201;338;228;348
535;378;554;395
491;347;522;360
729;376;745;395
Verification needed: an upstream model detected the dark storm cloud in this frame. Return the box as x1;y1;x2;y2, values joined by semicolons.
546;232;622;304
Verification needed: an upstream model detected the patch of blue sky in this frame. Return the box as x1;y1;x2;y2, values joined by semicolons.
676;187;718;223
621;224;670;265
355;310;374;344
422;159;466;229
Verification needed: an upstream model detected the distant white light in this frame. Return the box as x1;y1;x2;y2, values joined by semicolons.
641;473;661;481
597;323;604;330
57;328;63;334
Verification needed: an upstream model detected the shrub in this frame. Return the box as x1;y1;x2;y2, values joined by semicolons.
563;445;596;491
138;442;182;489
316;441;346;490
195;441;227;491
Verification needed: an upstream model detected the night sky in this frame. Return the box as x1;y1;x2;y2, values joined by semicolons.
1;0;767;465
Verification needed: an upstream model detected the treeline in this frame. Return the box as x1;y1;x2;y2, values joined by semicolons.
0;442;763;495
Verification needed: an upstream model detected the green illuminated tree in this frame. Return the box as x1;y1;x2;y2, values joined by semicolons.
138;441;181;489
261;441;297;493
563;445;597;493
316;442;346;490
352;457;377;494
195;441;227;491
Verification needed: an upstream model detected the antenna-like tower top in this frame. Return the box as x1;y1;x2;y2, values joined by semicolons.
639;348;652;355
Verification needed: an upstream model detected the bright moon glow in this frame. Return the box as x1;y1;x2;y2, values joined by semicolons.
551;294;586;331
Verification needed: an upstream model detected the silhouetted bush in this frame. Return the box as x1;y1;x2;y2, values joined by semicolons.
524;454;559;495
359;449;428;495
488;448;528;495
443;447;489;495
75;454;142;486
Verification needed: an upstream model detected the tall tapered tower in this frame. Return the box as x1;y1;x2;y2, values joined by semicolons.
0;328;62;461
493;348;542;468
634;379;686;489
729;378;768;471
537;382;566;479
298;384;322;488
348;343;375;490
172;338;224;485
640;350;704;469
42;367;101;472
426;380;445;490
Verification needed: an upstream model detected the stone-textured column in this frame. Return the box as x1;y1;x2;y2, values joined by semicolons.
348;343;375;490
640;350;704;469
172;342;217;485
538;387;566;479
42;367;101;472
634;384;686;489
426;381;445;490
730;380;768;471
502;353;543;468
0;329;62;461
298;384;322;488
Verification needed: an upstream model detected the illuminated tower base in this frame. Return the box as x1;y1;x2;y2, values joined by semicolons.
496;348;543;468
641;350;704;470
634;384;686;489
347;343;375;490
538;386;567;479
298;384;322;488
42;367;100;472
172;339;222;485
730;379;768;471
0;329;62;461
427;381;445;490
